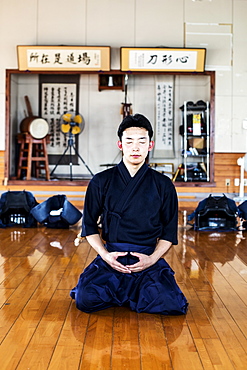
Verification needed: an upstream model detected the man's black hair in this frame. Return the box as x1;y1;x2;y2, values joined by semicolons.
117;113;153;140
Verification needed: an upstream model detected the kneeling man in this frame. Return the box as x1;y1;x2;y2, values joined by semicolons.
70;114;188;315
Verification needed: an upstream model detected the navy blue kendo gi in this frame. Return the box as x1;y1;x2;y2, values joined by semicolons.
70;161;188;315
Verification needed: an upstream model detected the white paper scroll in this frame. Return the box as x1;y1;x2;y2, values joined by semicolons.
153;82;174;159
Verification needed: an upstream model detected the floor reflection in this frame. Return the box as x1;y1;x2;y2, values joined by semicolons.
179;210;244;265
0;226;80;258
70;304;186;368
177;210;247;318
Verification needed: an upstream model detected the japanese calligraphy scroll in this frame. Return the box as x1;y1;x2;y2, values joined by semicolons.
121;47;206;72
17;46;110;71
153;82;174;159
39;75;79;165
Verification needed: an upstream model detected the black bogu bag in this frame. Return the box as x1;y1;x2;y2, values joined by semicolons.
31;194;82;228
0;190;38;228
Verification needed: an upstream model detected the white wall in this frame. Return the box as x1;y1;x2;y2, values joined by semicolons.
1;0;247;174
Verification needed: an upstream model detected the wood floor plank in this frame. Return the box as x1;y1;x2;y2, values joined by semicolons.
111;307;141;370
0;254;44;289
16;289;72;370
0;254;6;267
38;229;77;257
0;287;15;307
0;255;56;343
197;290;247;367
214;260;247;305
57;240;92;289
200;260;247;338
236;243;247;264
183;286;217;337
202;338;235;369
79;308;114;370
193;338;217;370
0;232;29;257
169;240;215;293
0;257;25;284
0;254;73;368
163;315;203;370
176;226;247;368
48;302;90;370
228;255;247;283
138;313;172;369
179;292;239;369
12;228;52;257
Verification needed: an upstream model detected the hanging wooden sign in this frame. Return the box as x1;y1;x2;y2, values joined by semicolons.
121;47;206;72
17;45;111;71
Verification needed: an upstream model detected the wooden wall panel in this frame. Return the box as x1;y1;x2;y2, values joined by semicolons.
213;152;244;194
0;151;4;184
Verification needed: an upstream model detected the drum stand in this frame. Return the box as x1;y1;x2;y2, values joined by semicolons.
50;133;94;181
17;133;50;181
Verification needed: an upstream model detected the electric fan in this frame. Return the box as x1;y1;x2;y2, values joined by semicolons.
60;111;85;136
50;111;93;180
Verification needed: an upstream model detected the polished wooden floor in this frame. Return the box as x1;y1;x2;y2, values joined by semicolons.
0;211;247;369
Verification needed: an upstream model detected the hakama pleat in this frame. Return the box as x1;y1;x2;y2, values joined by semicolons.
70;243;188;315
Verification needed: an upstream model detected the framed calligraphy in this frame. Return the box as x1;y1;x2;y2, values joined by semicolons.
39;74;80;166
121;47;206;72
17;45;111;71
153;82;175;159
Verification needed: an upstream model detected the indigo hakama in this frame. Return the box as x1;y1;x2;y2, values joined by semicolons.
70;161;188;315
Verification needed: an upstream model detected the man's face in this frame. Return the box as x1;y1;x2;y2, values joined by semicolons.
117;127;154;166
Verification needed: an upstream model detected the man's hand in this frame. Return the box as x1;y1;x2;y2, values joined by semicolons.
102;251;132;273
126;252;157;272
86;235;131;273
86;234;172;274
126;239;172;272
